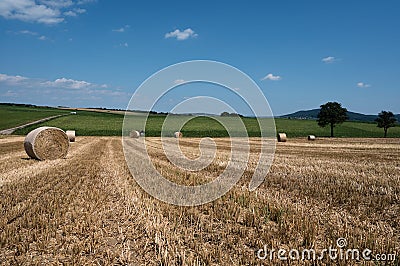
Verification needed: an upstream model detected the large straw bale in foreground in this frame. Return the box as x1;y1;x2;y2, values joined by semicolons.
277;133;287;142
24;127;69;160
66;130;76;142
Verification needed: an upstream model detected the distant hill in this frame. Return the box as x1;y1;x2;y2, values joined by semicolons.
281;109;400;122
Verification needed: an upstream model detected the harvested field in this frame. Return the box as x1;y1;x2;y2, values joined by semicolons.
0;137;399;265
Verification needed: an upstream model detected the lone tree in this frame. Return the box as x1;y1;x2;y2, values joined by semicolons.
317;102;348;137
375;111;397;138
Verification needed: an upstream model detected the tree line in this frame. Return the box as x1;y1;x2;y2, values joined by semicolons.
317;102;397;137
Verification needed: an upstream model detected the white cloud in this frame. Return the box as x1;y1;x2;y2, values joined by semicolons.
165;28;198;41
357;82;371;88
63;10;76;16
44;77;92;89
39;0;74;8
18;30;38;35
76;0;96;4
0;74;98;90
112;25;130;32
0;0;91;24
0;0;63;24
322;56;337;63
0;72;128;108
74;7;85;13
63;7;86;16
0;73;28;84
261;73;282;81
174;79;185;85
11;30;51;41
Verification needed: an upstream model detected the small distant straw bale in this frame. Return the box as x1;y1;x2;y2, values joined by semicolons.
277;133;287;142
66;130;76;142
308;135;316;141
130;130;140;138
174;131;183;138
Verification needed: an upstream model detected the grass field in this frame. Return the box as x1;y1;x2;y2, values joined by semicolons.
14;110;126;136
11;109;400;138
1;104;399;137
0;136;398;264
0;104;69;130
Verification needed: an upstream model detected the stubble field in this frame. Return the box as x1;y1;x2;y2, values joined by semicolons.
0;136;399;265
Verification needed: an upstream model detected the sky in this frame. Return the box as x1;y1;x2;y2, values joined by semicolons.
0;0;399;116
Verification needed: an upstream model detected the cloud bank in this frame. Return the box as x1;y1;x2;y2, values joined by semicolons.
0;73;127;107
0;0;91;24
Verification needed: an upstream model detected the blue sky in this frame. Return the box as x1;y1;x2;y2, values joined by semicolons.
0;0;399;116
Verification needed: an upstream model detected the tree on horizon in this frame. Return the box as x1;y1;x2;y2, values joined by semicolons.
317;102;348;137
375;111;397;138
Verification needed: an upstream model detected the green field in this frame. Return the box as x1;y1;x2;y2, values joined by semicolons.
0;104;69;130
8;105;400;138
12;110;123;136
275;118;400;138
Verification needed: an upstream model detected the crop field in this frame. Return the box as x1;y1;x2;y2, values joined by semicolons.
0;105;69;131
2;104;399;138
12;112;400;138
0;136;399;265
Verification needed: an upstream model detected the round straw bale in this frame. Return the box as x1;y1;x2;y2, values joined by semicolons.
174;131;183;138
277;133;287;142
66;130;76;142
130;130;140;138
24;127;69;160
308;135;316;141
